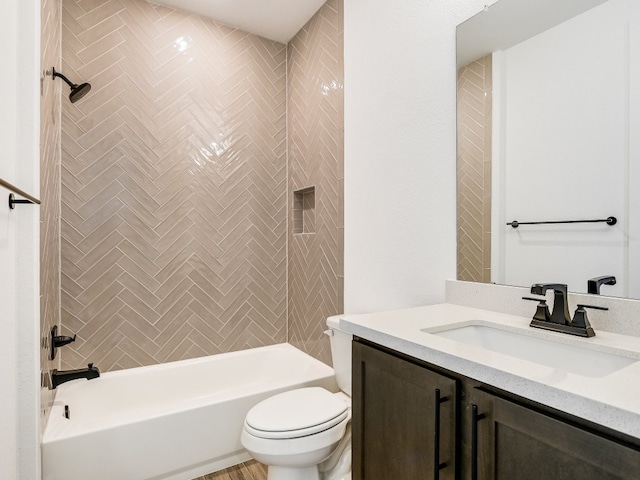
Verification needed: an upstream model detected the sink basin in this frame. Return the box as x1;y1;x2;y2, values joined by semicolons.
424;324;637;378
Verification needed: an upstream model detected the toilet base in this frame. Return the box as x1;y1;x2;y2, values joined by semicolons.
267;465;320;480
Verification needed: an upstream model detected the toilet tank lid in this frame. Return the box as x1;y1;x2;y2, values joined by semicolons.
326;315;342;329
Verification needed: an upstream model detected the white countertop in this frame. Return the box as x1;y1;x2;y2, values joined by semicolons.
337;303;640;439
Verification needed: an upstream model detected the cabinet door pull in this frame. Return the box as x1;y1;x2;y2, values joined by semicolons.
471;404;487;480
434;388;449;479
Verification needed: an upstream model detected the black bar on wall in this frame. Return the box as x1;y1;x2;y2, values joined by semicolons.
0;177;41;208
507;217;617;228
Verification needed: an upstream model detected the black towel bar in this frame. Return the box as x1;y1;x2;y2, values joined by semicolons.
507;217;617;228
0;177;41;209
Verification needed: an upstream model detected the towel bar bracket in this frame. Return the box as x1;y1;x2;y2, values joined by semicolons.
8;193;36;209
1;177;41;208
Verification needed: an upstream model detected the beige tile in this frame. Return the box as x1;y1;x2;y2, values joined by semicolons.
286;0;343;365
116;336;160;366
155;321;195;362
76;29;125;64
76;0;126;31
77;280;125;320
457;54;492;283
75;244;124;287
60;0;342;373
75;316;126;358
41;0;63;425
75;229;124;270
116;237;161;275
77;10;124;46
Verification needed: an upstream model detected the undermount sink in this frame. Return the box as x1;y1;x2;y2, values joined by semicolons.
423;323;637;378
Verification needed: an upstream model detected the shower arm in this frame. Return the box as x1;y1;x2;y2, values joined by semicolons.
52;67;77;88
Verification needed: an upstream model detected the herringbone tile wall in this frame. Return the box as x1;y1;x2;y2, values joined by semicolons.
60;0;288;371
40;0;62;426
287;0;344;365
457;55;493;284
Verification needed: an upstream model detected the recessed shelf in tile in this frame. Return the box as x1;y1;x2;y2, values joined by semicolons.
293;187;316;234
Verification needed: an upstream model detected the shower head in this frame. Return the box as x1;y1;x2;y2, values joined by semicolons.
52;67;92;103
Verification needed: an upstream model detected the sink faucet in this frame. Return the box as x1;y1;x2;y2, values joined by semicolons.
530;283;571;325
524;283;601;337
587;275;616;295
50;363;100;389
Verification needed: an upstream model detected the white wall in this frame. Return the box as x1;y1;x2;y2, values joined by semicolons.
343;0;499;313
631;2;640;298
0;0;41;478
0;1;20;475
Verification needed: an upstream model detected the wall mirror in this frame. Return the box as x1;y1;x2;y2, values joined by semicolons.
456;0;640;299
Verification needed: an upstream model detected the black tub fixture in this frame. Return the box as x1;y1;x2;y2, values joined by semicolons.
52;67;91;103
50;363;100;389
50;325;77;360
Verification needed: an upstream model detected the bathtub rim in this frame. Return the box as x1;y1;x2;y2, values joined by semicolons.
43;343;337;443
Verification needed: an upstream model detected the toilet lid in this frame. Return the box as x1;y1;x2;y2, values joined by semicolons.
245;387;349;439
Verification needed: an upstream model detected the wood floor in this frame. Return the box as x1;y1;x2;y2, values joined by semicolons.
193;460;268;480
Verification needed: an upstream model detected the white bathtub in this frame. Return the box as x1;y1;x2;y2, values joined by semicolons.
42;343;337;480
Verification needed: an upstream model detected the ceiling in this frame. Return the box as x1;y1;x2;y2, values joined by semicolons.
149;0;327;43
457;0;607;67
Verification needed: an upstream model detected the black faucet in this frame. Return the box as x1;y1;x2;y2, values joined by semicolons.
50;325;76;360
524;283;600;337
50;363;100;389
587;275;616;295
530;283;571;325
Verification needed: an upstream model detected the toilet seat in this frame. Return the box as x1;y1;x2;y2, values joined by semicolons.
245;387;349;439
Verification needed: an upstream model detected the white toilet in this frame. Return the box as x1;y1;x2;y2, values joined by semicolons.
241;316;352;480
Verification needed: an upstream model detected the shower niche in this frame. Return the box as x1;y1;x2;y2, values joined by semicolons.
293;187;316;234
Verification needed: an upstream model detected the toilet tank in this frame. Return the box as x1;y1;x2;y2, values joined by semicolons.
326;316;352;396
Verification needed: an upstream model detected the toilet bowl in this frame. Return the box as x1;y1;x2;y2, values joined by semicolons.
241;316;352;480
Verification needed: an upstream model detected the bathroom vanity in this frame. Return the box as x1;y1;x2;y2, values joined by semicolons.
341;303;640;480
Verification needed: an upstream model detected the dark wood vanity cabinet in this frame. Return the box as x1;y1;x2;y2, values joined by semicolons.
352;340;458;480
353;339;640;480
463;387;640;480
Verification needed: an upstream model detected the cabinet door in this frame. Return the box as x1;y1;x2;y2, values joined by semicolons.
466;388;640;480
352;341;457;480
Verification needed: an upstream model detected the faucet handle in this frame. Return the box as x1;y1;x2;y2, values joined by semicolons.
522;296;550;322
576;304;608;311
53;334;76;348
50;325;77;360
570;304;606;337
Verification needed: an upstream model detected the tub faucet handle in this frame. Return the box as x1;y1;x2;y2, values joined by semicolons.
50;325;77;360
53;333;76;348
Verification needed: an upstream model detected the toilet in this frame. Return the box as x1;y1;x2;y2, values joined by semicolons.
241;316;352;480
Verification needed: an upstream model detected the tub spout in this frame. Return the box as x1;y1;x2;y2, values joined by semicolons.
50;363;100;389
